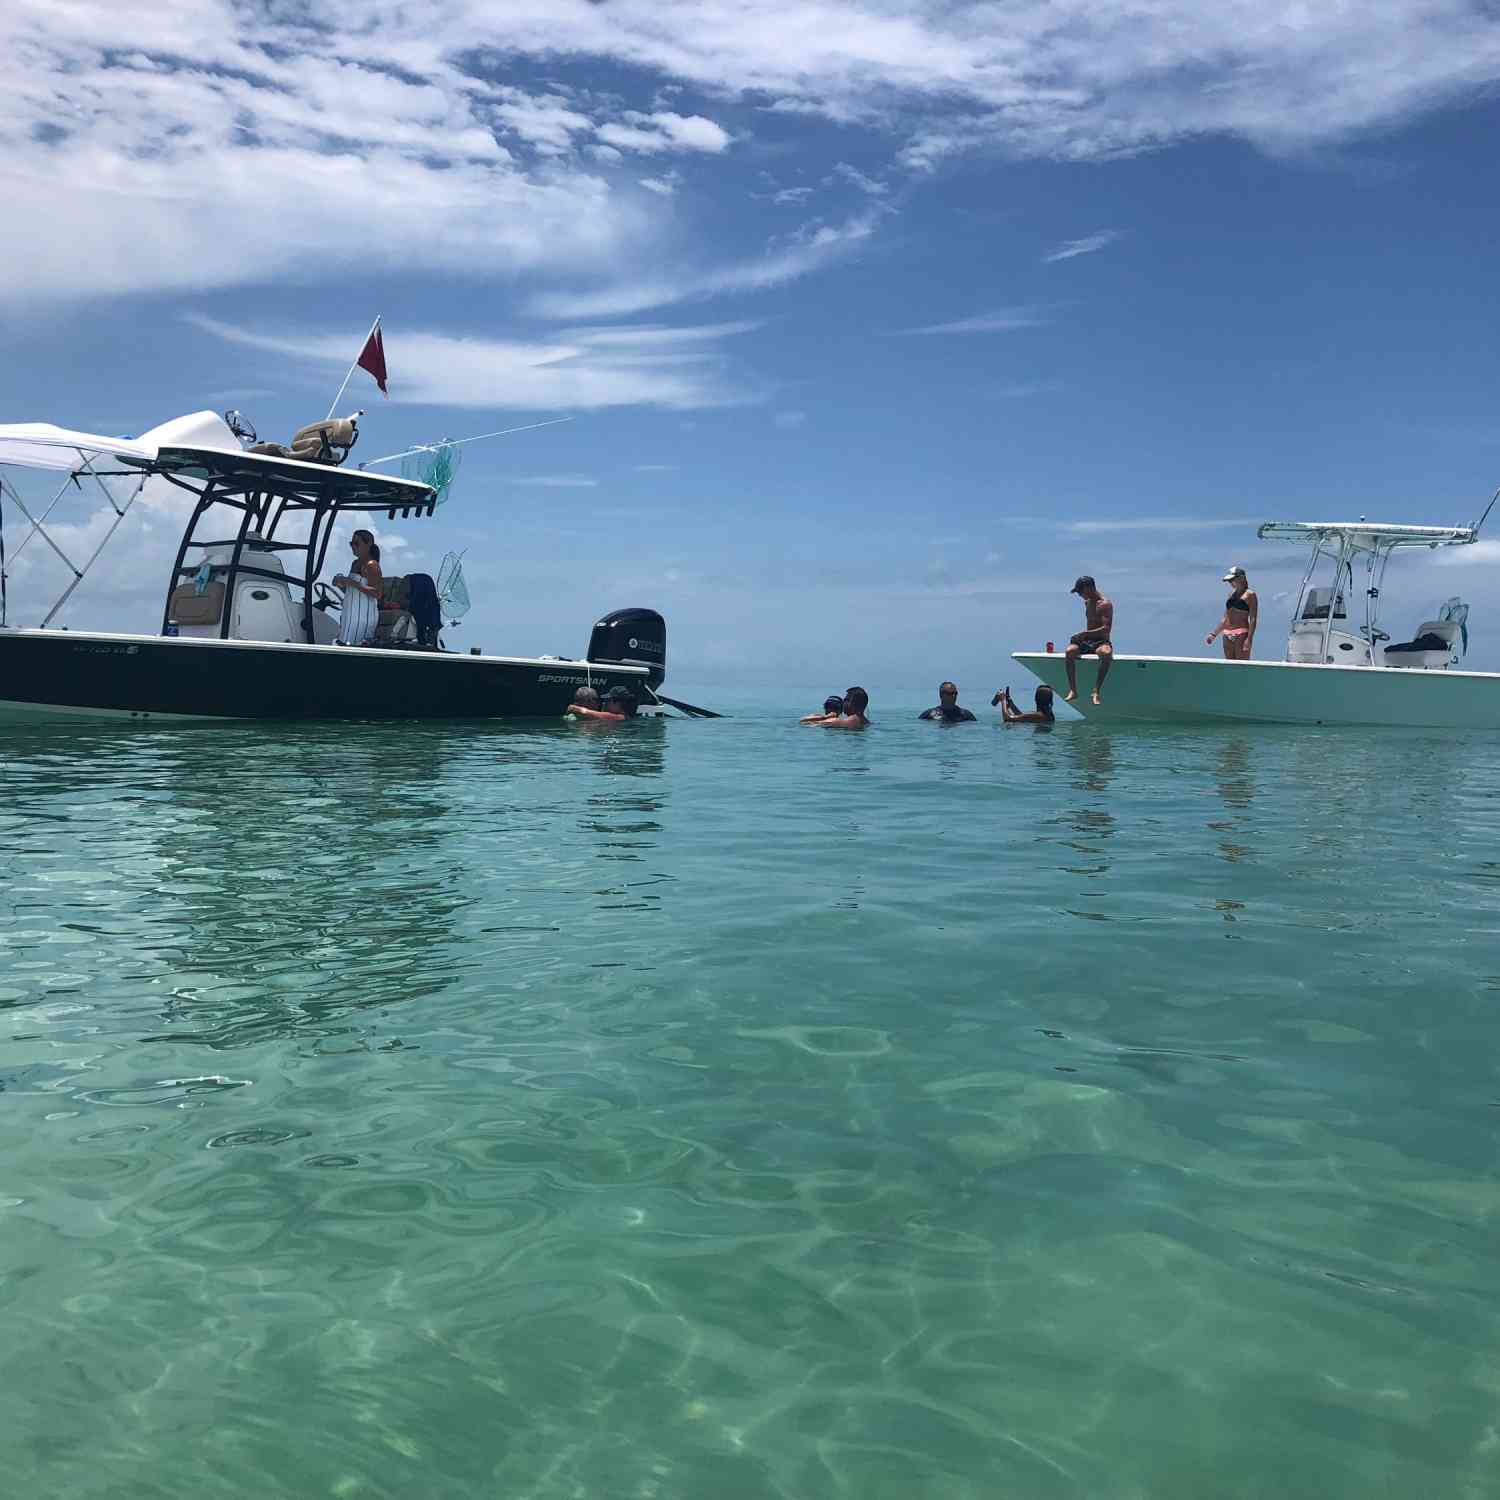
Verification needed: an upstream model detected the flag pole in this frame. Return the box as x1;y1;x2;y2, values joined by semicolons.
327;315;381;420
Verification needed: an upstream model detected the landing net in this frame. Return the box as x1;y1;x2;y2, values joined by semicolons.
400;443;462;505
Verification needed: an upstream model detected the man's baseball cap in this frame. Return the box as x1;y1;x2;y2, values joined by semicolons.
1070;575;1095;594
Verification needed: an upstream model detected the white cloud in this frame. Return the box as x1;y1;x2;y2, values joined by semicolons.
831;162;888;196
1435;539;1500;567
1043;229;1122;263
595;111;732;154
1064;516;1262;534
773;186;816;205
634;463;678;472
996;380;1063;398
3;0;1499;310
773;410;808;429
639;171;682;196
565;320;763;345
511;475;599;488
897;308;1047;335
527;211;882;319
188;315;763;412
488;89;595;154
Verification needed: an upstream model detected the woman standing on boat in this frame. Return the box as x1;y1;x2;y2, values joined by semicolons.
1207;565;1257;660
333;529;382;646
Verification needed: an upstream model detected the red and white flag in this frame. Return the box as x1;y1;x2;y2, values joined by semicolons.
357;323;388;396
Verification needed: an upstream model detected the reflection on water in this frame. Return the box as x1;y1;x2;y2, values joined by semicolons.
2;725;478;1053
0;720;672;1049
1211;736;1255;866
576;724;670;919
1068;725;1116;796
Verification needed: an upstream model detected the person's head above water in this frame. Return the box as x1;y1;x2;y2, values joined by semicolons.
571;686;601;709
843;686;869;717
604;685;638;717
1035;684;1056;720
822;694;845;715
922;680;977;722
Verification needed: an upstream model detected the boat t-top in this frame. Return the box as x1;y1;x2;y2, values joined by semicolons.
1014;501;1500;728
0;408;670;722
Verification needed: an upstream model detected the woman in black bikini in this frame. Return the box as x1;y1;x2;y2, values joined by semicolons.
1207;566;1257;660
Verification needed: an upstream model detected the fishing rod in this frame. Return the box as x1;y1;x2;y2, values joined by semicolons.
1471;486;1499;537
358;416;574;470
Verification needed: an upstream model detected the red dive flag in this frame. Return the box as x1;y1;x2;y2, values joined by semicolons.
357;323;389;396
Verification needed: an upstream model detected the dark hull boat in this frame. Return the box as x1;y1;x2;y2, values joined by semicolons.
0;629;657;723
0;410;667;722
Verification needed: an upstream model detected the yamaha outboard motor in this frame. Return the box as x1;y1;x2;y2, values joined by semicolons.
587;607;666;689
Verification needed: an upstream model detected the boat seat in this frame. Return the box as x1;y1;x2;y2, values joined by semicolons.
1383;620;1459;669
168;579;225;626
250;418;358;467
375;574;414;644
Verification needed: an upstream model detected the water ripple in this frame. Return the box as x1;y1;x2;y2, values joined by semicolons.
2;715;1500;1496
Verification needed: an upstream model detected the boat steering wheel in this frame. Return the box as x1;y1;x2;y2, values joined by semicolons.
313;580;343;611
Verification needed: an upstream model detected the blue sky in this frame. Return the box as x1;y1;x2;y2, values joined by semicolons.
2;1;1499;699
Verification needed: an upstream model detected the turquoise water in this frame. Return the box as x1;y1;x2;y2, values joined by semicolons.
3;707;1500;1498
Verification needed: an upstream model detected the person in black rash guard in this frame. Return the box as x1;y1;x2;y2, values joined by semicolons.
918;681;977;722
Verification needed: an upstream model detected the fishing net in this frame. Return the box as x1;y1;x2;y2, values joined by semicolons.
1439;596;1469;655
437;551;471;621
400;442;462;504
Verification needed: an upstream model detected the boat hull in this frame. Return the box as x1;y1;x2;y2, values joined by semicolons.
1012;651;1500;729
0;629;650;722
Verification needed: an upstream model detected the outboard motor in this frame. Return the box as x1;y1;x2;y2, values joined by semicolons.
587;607;666;688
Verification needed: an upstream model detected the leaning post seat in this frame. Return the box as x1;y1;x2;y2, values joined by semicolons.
250;417;359;467
375;574;413;644
167;579;226;627
1383;620;1460;670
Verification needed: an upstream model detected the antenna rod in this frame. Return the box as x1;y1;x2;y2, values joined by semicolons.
327;314;381;420
360;416;574;469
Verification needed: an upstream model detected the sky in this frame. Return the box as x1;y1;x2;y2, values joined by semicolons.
2;0;1499;701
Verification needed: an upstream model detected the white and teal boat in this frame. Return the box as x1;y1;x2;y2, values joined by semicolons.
1015;514;1500;728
